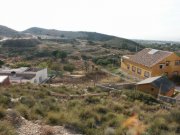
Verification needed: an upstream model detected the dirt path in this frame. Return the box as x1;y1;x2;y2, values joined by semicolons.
17;117;81;135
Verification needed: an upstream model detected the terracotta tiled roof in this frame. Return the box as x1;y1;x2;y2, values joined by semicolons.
129;48;173;67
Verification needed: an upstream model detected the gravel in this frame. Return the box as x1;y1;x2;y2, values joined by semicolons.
16;117;81;135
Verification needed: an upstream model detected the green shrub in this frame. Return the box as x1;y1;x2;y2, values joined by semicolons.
0;121;17;135
47;112;71;126
0;95;11;107
15;104;30;119
94;105;109;114
149;117;168;134
32;103;47;118
63;64;75;72
85;118;96;128
124;90;158;104
20;96;35;108
0;106;5;119
80;109;97;120
169;109;180;124
112;104;123;113
85;97;101;104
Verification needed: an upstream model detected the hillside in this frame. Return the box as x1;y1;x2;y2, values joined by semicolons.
23;27;140;51
0;25;140;52
0;25;23;38
0;84;179;135
103;37;143;51
23;27;115;41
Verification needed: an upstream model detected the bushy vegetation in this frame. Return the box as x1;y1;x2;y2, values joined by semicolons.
102;37;144;52
63;64;75;72
0;121;17;135
2;39;40;48
0;84;179;135
93;55;120;66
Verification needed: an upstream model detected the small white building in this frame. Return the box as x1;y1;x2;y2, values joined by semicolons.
0;75;10;86
0;67;48;84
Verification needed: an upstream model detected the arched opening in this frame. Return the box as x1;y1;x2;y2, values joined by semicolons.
11;71;16;77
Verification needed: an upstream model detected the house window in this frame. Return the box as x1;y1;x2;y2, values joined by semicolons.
151;88;154;91
175;60;180;66
159;64;165;69
166;61;170;66
132;66;136;72
144;71;150;77
137;68;141;75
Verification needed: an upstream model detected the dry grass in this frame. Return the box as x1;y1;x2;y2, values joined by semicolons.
100;76;123;83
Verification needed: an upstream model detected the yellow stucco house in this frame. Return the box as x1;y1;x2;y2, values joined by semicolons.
121;48;180;79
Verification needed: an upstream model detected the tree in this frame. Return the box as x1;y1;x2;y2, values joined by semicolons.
52;50;67;61
0;60;4;67
63;64;75;72
57;51;67;61
52;50;59;58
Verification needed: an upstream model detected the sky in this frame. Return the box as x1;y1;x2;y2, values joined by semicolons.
0;0;180;41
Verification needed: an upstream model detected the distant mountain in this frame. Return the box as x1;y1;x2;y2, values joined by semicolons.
0;25;140;51
0;25;23;37
23;27;115;41
103;37;143;51
23;27;140;51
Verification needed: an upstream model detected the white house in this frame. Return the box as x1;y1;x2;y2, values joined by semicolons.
0;67;48;84
0;75;10;86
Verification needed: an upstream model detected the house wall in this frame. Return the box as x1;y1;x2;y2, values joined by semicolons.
31;68;48;84
164;88;174;97
121;53;180;79
136;84;174;97
151;53;180;78
121;58;152;79
136;84;159;97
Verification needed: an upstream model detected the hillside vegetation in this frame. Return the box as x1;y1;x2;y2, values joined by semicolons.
1;39;41;48
23;27;115;41
0;25;23;38
0;84;179;135
0;25;141;52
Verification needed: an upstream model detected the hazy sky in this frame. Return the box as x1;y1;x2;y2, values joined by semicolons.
0;0;180;41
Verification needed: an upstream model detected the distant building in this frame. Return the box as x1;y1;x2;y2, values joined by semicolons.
0;67;48;84
136;76;175;97
0;76;10;86
121;48;180;79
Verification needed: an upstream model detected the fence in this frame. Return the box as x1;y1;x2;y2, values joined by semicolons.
158;95;180;104
97;83;180;105
96;83;136;91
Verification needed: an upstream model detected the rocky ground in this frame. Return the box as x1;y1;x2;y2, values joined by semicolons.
7;109;81;135
17;118;81;135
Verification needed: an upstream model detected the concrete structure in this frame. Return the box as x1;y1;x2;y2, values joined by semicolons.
121;48;180;79
0;67;48;84
0;75;10;86
136;76;175;97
